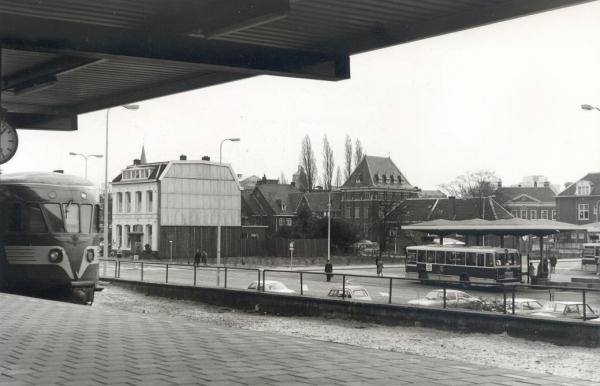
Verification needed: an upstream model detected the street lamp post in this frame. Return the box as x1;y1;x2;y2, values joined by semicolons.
103;104;139;259
69;152;103;179
219;137;240;164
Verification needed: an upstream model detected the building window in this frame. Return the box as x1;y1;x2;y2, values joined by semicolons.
576;182;592;196
530;210;537;220
286;218;292;226
520;210;527;219
390;175;395;184
146;191;153;212
125;192;131;212
124;225;131;248
115;225;122;248
382;174;387;184
578;204;589;220
579;232;586;240
146;225;152;248
117;192;123;212
345;207;351;218
135;191;142;212
511;210;518;218
354;207;360;219
278;218;284;225
552;210;557;220
374;174;379;183
364;207;369;219
541;210;548;220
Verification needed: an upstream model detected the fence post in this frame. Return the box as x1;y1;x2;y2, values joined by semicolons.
583;290;587;321
389;277;393;304
262;270;266;292
511;285;515;315
224;267;228;289
342;275;346;299
115;260;118;278
257;270;261;291
443;284;447;309
193;265;197;286
503;286;507;314
141;262;144;281
166;264;169;284
300;272;303;295
118;260;121;278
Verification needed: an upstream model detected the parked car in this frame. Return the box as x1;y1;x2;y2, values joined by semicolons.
350;240;379;256
408;289;484;310
327;285;372;301
486;298;544;314
247;280;295;294
531;301;599;320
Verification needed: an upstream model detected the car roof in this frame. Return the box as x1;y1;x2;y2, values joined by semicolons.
512;298;541;303
330;285;367;290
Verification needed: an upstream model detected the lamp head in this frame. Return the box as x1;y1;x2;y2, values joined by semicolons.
122;104;139;110
581;104;594;111
229;138;241;142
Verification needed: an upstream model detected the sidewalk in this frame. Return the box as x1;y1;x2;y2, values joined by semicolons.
0;292;593;385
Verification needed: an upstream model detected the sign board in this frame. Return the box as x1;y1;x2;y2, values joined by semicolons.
426;263;433;272
289;241;295;251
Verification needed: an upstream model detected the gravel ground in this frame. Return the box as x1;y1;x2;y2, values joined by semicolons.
95;284;600;383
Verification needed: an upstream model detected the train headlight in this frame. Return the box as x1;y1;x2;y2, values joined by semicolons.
48;249;63;263
86;249;95;263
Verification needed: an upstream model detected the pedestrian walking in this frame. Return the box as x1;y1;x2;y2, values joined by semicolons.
201;250;208;266
376;258;383;277
549;255;557;273
325;260;333;282
194;249;201;266
528;262;536;284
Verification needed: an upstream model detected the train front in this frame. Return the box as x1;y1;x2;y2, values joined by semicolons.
0;172;101;304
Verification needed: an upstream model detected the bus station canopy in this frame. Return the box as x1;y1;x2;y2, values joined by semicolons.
0;0;592;131
403;218;585;237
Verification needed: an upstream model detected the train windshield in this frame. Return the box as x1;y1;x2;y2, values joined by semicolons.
0;203;48;233
41;203;94;234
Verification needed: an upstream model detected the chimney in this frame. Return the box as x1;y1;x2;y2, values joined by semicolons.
179;154;187;161
133;158;141;165
201;156;210;161
534;181;538;188
448;196;456;220
544;181;550;188
53;169;64;174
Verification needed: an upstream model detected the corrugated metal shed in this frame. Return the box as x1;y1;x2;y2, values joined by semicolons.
0;0;593;130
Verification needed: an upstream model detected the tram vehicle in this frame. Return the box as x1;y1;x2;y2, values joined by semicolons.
581;243;600;273
0;172;101;303
406;245;522;284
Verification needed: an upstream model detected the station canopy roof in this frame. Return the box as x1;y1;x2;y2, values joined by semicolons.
0;0;592;131
403;218;585;237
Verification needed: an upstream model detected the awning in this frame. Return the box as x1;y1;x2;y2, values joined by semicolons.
403;218;585;237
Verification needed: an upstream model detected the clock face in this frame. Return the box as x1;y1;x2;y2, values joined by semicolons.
0;120;19;164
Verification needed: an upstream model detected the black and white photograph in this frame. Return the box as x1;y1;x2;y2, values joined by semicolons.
1;1;600;385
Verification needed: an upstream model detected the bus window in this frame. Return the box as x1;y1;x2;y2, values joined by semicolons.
446;251;456;265
417;250;426;263
63;203;80;233
466;252;476;266
435;251;445;264
80;204;92;234
456;252;466;265
486;253;494;267
477;253;485;267
93;204;101;233
43;203;65;233
596;247;600;257
426;250;435;263
407;251;417;264
25;204;47;233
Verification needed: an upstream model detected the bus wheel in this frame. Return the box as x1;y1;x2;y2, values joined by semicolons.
459;274;470;288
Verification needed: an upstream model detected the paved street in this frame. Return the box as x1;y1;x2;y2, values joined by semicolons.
101;259;600;312
0;292;594;386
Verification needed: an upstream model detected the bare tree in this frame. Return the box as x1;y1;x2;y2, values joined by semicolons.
354;139;365;166
344;135;353;180
279;171;288;185
439;170;500;198
335;166;342;188
300;135;318;191
321;135;335;191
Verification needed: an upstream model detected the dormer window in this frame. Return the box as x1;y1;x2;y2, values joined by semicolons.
397;175;402;184
356;175;362;184
382;174;387;184
374;174;379;183
281;203;287;211
390;175;395;184
576;181;592;196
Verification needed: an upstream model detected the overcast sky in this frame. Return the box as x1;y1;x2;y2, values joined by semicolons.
2;1;600;192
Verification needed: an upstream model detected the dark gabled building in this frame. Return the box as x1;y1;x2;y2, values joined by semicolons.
494;183;556;221
554;172;600;244
340;155;419;240
250;183;302;234
295;191;342;219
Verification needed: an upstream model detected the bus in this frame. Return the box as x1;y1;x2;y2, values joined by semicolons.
581;243;600;273
406;245;522;284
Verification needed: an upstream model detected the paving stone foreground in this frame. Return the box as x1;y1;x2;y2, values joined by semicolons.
0;293;592;386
